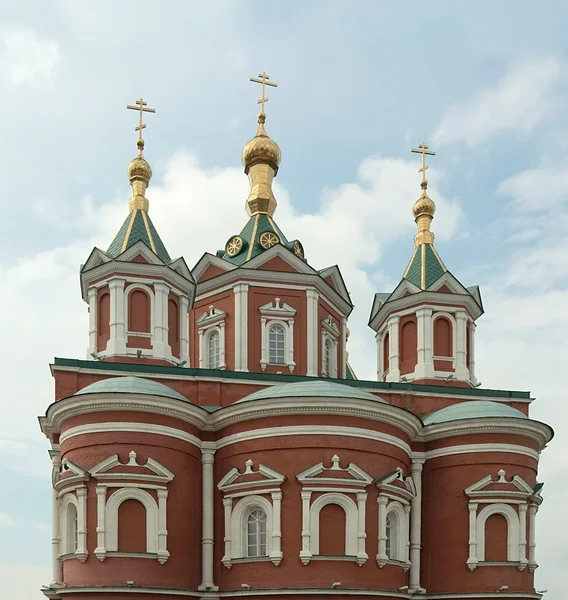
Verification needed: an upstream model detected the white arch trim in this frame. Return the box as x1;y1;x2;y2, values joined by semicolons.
432;311;456;359
59;489;87;561
310;493;358;556
385;501;409;562
124;283;155;335
476;503;520;562
105;487;158;553
59;493;79;556
230;495;273;558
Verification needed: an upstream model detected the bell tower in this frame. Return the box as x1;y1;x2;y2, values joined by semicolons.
369;143;483;386
80;99;195;365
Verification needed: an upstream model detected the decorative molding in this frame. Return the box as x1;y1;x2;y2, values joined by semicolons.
89;451;175;484
259;299;296;372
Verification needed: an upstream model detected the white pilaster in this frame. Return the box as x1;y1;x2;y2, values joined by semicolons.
518;503;528;570
376;331;383;380
198;328;204;368
467;501;478;571
341;318;347;379
299;490;312;564
415;308;434;380
87;287;97;357
94;485;107;562
306;289;319;376
180;295;190;366
199;443;218;591
386;315;401;381
153;282;171;359
409;460;424;590
222;498;233;568
234;283;249;372
220;321;227;369
356;491;368;565
50;450;62;586
376;494;388;565
455;310;469;380
157;489;170;564
270;490;283;565
469;321;477;385
404;503;411;563
76;487;88;562
106;278;126;355
528;505;538;571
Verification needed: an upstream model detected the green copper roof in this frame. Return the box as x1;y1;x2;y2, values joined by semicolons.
236;380;386;404
403;243;447;290
423;400;527;425
107;209;171;263
75;376;189;402
222;213;291;265
346;362;357;380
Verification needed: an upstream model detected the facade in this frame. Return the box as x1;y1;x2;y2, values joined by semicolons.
39;93;552;600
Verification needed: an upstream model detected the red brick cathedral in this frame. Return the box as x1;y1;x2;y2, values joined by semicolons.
40;85;552;600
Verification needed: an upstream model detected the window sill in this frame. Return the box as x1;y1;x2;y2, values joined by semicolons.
230;556;273;564
376;557;411;570
311;555;358;562
106;552;158;559
478;561;522;567
59;552;88;563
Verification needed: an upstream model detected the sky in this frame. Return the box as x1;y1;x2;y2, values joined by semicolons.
0;0;567;597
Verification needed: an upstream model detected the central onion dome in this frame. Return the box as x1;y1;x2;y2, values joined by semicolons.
242;113;281;173
412;180;436;246
128;139;152;212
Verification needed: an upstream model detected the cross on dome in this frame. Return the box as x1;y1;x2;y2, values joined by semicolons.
250;71;278;115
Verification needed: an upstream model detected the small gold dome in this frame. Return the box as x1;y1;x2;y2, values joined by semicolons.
242;113;281;172
128;140;152;182
412;193;436;219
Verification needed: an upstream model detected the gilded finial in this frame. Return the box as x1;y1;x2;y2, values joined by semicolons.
126;98;156;212
242;72;281;217
410;142;437;246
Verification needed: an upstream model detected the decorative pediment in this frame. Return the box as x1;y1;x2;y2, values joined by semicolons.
192;252;237;283
118;240;166;266
81;247;112;273
55;459;90;490
375;467;416;502
321;315;340;337
465;469;540;501
90;451;174;484
259;298;296;319
318;265;352;305
246;244;316;275
168;256;193;281
196;305;227;327
428;270;473;298
218;459;285;493
296;455;373;488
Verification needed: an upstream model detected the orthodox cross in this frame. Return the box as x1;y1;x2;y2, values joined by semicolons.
127;98;156;141
250;72;278;114
411;142;436;182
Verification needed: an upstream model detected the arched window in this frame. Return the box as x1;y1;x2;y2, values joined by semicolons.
128;289;151;333
168;297;180;357
97;291;110;351
67;503;78;554
324;337;333;376
268;324;285;364
207;329;221;369
385;511;398;559
433;316;453;357
383;331;390;373
400;319;417;374
246;509;267;557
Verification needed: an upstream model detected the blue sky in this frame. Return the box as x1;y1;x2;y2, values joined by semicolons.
1;1;567;597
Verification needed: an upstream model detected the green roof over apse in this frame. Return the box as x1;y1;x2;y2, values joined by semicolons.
236;379;386;404
107;209;171;264
422;400;528;426
403;243;447;290
75;376;189;402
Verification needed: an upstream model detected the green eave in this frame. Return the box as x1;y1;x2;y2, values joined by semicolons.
221;213;290;265
346;362;358;380
403;243;446;290
107;209;171;264
51;357;533;401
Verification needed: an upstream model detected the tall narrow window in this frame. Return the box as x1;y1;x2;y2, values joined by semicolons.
67;503;78;554
324;337;333;376
385;512;398;560
268;324;285;364
207;330;220;369
246;509;267;557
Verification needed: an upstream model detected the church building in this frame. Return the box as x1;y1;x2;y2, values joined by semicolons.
39;75;552;600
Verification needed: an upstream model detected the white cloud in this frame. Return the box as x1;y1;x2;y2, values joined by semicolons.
0;564;51;599
434;58;564;147
0;513;15;526
0;27;60;87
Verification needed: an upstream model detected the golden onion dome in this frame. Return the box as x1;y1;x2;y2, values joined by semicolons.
412;191;436;220
242;113;281;172
128;140;152;183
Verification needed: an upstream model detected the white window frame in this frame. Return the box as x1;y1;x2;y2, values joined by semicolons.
431;311;457;363
197;306;226;370
124;283;155;341
246;507;268;557
309;492;358;556
268;322;287;365
321;316;339;378
259;299;296;372
231;495;274;560
58;489;88;561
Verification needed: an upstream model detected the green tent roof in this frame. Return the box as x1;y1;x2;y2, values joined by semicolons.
403;243;447;290
107;209;171;264
75;376;189;402
236;379;386;404
423;400;527;425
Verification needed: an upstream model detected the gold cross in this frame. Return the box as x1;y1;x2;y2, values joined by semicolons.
411;142;436;182
127;98;156;141
250;72;277;114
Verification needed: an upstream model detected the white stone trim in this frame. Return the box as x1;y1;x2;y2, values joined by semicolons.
200;324;226;370
321;322;338;379
50;449;63;585
475;503;521;563
376;500;409;566
106;277;127;356
260;303;296;372
386;315;400;381
234;283;249;372
415;443;540;462
59;490;87;561
409;460;423;590
306;289;319;376
199;443;218;591
179;295;190;366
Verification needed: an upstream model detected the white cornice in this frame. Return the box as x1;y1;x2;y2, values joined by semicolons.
413;443;540;462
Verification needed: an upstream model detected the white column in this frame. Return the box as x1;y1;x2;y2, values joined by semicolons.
153;282;171;359
306;289;319;376
288;320;295;372
76;487;88;562
341;318;347;379
467;502;478;571
157;488;170;564
518;503;528;568
299;490;312;564
455;310;469;380
220;321;226;369
107;278;126;355
234;283;249;372
222;497;233;568
199;443;218;590
50;450;62;585
270;491;283;565
404;503;411;563
376;331;383;380
260;316;268;369
409;460;424;589
415;308;434;379
198;328;204;368
469;321;477;384
356;492;368;565
94;485;107;562
180;295;190;366
87;287;97;357
376;494;388;565
386;315;401;381
528;505;538;571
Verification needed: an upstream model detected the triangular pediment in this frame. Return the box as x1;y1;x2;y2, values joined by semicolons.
196;306;227;326
376;467;416;500
90;451;174;483
428;270;471;296
318;265;352;306
259;298;296;318
218;459;285;493
465;469;536;499
296;455;373;487
193;252;237;283
55;459;90;490
81;247;112;273
169;256;193;281
246;244;316;275
117;240;166;266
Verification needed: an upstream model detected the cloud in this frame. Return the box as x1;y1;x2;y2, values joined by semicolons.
0;27;60;87
434;58;564;147
0;564;52;599
0;513;15;526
